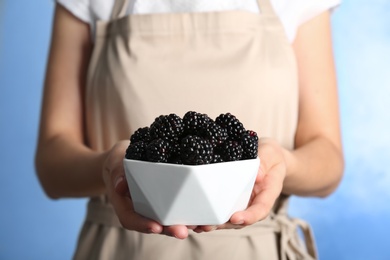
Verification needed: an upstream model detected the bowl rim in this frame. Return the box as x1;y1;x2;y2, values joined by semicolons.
123;157;260;168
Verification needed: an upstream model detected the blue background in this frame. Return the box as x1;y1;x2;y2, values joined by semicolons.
1;0;389;259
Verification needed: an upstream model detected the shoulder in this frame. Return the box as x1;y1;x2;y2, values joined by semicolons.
55;0;113;24
271;0;341;42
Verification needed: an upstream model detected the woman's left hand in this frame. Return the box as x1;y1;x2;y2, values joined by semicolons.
194;138;286;233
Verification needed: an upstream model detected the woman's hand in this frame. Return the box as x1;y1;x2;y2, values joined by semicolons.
102;140;194;239
194;138;286;232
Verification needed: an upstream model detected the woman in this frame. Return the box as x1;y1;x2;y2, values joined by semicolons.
35;0;344;259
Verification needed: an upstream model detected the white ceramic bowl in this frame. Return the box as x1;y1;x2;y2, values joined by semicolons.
123;157;260;226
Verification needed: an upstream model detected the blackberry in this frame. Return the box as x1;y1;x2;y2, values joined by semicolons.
149;114;184;144
146;139;170;163
168;142;182;164
125;141;147;160
211;153;224;164
130;127;151;144
127;111;257;164
170;141;181;156
168;156;183;165
180;135;213;165
203;121;228;148
219;140;243;162
183;111;212;135
241;130;259;159
215;113;245;141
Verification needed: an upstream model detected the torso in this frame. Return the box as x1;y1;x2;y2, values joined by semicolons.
72;0;314;259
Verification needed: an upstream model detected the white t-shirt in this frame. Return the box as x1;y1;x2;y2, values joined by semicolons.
56;0;340;42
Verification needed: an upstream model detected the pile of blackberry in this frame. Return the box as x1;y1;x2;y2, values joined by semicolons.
125;112;258;165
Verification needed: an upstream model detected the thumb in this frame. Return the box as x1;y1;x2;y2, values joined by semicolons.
114;175;129;196
103;140;130;195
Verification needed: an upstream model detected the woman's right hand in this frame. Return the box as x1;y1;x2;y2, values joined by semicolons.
102;140;192;239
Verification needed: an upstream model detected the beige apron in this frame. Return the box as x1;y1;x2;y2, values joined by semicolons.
74;0;318;259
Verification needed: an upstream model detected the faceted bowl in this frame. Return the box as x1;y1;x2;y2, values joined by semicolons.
123;157;260;225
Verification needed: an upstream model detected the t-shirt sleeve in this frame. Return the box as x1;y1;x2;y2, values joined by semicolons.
56;0;93;25
273;0;341;42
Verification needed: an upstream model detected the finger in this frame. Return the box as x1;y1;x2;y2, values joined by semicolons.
102;141;130;193
162;225;189;239
105;167;163;234
234;168;285;225
193;225;217;233
192;222;244;232
230;195;273;225
187;225;197;230
114;175;129;196
257;138;285;174
217;222;244;230
113;183;164;234
230;174;283;225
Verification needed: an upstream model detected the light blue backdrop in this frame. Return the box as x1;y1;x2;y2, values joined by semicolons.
1;0;389;259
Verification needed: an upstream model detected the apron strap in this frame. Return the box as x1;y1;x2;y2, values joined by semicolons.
271;212;318;260
110;0;130;20
271;196;318;259
256;0;277;16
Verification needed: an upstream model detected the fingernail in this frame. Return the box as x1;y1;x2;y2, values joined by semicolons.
206;226;217;232
114;176;124;189
174;233;186;240
193;229;203;233
232;219;244;225
148;228;158;234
